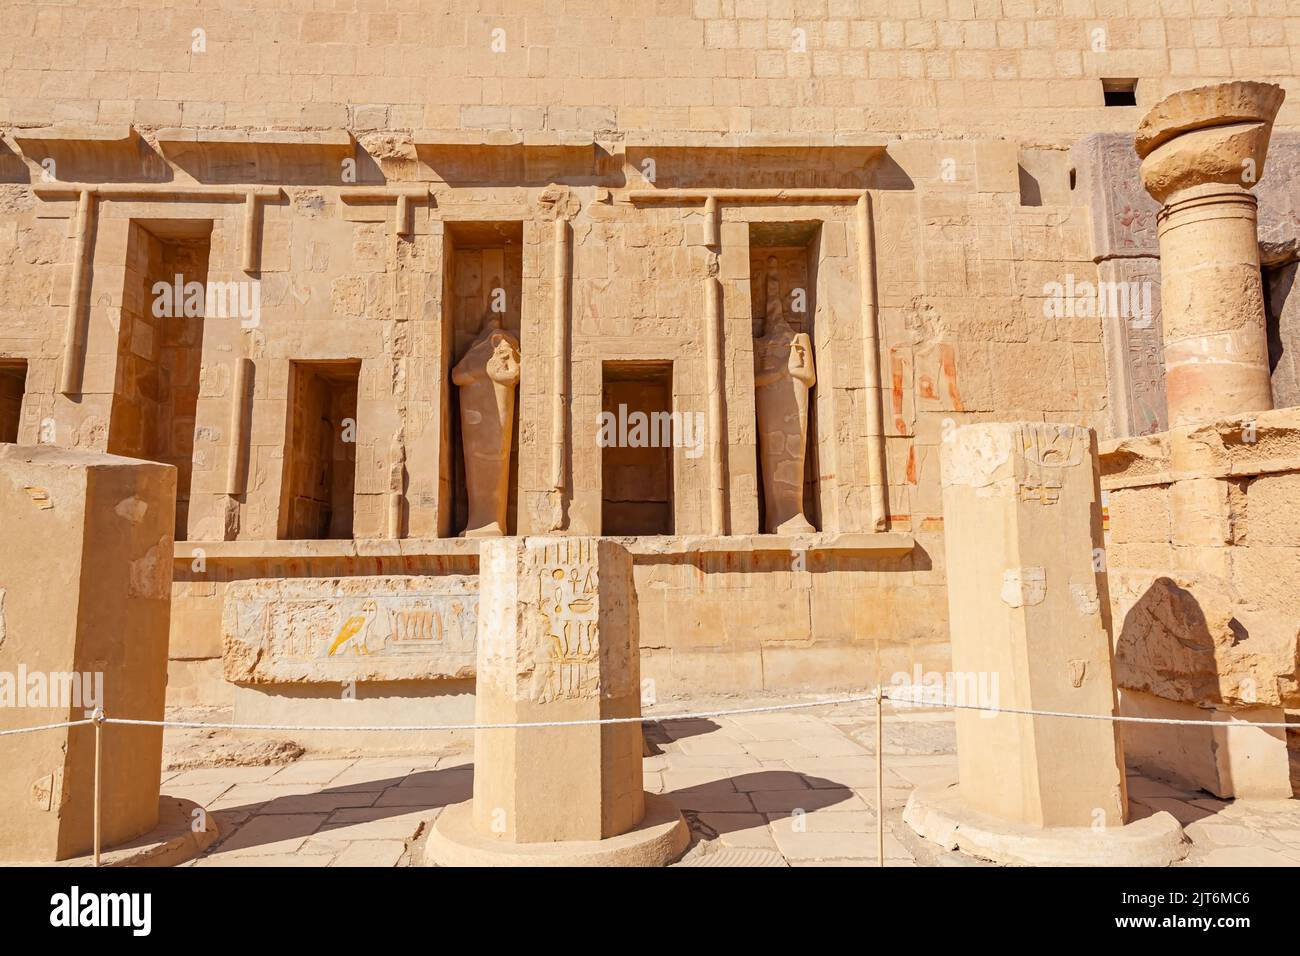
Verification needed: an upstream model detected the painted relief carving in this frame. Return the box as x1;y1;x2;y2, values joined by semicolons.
223;576;478;683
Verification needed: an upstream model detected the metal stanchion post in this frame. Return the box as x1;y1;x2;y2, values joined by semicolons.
876;686;884;867
92;705;104;868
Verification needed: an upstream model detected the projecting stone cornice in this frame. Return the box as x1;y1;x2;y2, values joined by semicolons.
153;127;354;148
171;531;916;564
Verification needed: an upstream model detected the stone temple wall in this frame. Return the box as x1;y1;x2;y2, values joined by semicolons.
0;2;1298;725
1;0;1298;141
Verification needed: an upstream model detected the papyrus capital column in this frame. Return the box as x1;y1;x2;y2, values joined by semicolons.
1135;81;1285;427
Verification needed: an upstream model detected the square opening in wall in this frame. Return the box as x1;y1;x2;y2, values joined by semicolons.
1102;79;1138;107
279;359;362;540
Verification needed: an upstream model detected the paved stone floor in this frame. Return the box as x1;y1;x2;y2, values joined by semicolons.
159;696;1300;867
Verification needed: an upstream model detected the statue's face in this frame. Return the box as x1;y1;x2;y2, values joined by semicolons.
487;332;521;380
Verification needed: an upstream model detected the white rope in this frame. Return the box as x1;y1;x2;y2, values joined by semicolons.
102;691;881;732
0;718;95;737
1;689;1291;735
881;690;1298;729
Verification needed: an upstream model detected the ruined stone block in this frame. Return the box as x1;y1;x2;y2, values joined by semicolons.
939;422;1126;828
0;445;174;861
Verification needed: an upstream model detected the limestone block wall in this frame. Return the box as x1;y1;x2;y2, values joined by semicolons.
0;131;1152;706
1;1;1298;142
1101;408;1300;795
1;2;1298;711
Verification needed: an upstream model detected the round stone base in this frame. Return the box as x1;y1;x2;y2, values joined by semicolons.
904;783;1189;866
425;793;690;867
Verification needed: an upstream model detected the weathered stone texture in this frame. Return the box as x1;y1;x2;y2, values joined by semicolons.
0;7;1297;741
222;574;479;684
1102;408;1300;797
940;421;1126;829
0;444;175;861
472;536;642;842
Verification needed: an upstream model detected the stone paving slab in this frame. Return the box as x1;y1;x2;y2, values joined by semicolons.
154;697;1300;868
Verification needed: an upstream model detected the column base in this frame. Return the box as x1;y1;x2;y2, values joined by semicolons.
5;797;221;867
424;793;690;867
904;784;1188;867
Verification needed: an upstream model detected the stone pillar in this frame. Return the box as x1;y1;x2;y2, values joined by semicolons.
0;445;175;862
943;423;1125;827
1135;81;1285;427
427;536;687;866
904;423;1186;865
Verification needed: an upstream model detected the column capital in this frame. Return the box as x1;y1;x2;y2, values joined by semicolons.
1135;81;1285;205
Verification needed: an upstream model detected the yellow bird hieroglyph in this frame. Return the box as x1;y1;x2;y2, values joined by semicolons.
327;599;378;657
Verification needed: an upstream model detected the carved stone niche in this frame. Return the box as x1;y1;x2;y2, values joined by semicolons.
453;309;521;538
753;254;817;533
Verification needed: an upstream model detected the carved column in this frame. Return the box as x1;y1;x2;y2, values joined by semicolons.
1135;81;1285;427
426;537;688;866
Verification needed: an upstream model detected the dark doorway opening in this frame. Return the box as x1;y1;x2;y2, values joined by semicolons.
278;359;361;540
601;361;674;536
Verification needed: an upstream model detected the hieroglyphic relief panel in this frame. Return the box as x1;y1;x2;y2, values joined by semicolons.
1068;134;1166;439
222;575;478;683
533;537;600;703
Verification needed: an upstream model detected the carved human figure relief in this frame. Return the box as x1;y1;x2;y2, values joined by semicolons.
453;304;521;537
754;256;817;533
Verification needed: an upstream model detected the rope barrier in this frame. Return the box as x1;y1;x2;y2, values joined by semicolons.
881;690;1299;729
0;717;94;737
100;691;881;732
4;688;1294;870
3;690;1293;735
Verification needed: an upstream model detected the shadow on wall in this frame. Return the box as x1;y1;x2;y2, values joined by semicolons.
1115;577;1225;707
634;546;931;580
0;139;27;184
1265;261;1299;407
1115;575;1300;798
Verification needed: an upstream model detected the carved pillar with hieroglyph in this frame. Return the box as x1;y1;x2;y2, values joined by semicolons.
426;536;688;866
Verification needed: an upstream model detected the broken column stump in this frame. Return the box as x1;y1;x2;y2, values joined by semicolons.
903;423;1187;866
426;536;688;866
0;445;175;862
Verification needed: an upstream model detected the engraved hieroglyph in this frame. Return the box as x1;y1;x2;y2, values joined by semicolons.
471;536;642;839
453;305;521;538
222;575;478;684
538;538;600;702
754;256;817;534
